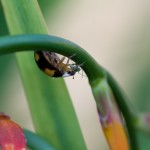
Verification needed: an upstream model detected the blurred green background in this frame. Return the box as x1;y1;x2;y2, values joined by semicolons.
0;0;150;149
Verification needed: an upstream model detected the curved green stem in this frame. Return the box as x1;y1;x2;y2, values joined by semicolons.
0;34;138;149
24;129;55;150
106;73;138;150
0;34;105;81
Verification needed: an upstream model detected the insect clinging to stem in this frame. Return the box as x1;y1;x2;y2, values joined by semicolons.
34;50;84;78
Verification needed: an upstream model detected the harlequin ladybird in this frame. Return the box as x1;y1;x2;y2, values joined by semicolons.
34;51;82;78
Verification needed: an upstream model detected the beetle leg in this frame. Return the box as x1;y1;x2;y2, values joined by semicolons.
66;54;76;65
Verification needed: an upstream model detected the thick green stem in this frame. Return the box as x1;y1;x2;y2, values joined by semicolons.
0;0;139;149
107;73;138;150
0;34;105;81
91;78;130;150
0;34;138;149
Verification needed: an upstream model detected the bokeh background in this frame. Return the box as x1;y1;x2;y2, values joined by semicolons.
0;0;150;149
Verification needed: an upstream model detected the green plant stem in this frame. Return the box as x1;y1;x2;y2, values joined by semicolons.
0;34;105;81
107;73;138;150
1;0;138;149
0;34;138;149
24;129;55;150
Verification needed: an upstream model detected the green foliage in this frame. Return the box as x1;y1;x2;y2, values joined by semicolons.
1;0;86;150
0;0;149;149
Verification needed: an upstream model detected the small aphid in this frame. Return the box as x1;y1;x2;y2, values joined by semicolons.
34;51;83;78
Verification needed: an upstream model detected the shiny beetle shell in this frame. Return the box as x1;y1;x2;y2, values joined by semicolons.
34;51;81;78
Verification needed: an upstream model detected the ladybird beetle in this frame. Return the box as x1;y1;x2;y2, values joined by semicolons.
34;51;82;78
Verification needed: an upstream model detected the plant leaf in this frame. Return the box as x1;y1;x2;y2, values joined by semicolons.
1;0;86;149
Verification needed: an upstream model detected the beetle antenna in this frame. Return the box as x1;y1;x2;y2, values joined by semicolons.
79;61;85;67
69;54;76;59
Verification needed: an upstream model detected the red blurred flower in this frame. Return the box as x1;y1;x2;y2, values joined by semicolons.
0;113;26;150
